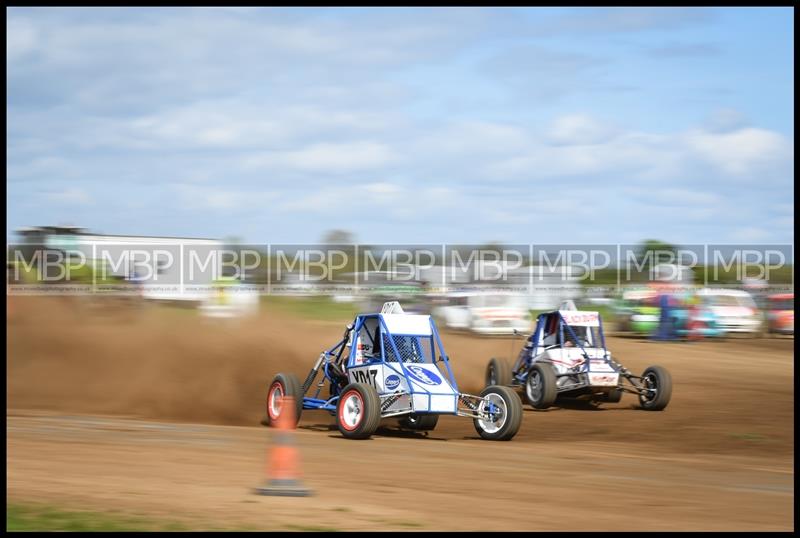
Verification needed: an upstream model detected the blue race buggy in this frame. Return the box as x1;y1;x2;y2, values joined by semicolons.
485;303;672;411
263;302;523;440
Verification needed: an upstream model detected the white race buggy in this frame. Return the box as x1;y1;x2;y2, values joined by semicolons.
485;303;673;411
263;302;523;440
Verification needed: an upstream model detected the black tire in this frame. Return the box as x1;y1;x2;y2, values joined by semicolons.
485;357;512;387
600;388;623;404
398;413;439;431
262;372;303;427
336;383;381;439
473;385;523;441
638;365;672;411
524;363;558;409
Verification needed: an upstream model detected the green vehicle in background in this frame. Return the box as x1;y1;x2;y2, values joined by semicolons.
614;290;661;335
614;288;724;339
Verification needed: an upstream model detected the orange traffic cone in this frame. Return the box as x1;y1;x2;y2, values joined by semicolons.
254;396;312;497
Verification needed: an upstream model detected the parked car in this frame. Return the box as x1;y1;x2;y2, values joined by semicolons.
614;289;660;335
766;293;794;335
696;288;762;336
432;291;531;336
615;289;723;340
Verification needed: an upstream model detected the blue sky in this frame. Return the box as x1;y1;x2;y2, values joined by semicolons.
6;7;794;245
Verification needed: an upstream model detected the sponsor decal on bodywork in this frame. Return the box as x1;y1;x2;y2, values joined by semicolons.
560;311;600;326
588;372;619;386
384;374;401;390
405;365;442;386
351;368;379;387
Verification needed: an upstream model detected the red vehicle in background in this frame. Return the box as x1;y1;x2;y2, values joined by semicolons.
766;294;794;335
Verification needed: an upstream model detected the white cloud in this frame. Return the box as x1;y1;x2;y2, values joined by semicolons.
626;187;722;207
415;121;532;157
6;9;793;244
278;188;347;212
43;188;92;205
6;8;494;115
536;8;714;36
771;216;793;229
483;130;670;180
364;182;403;200
731;227;771;242
243;141;396;174
127;105;286;150
278;182;461;222
27;100;399;153
6;17;39;62
548;114;619;145
171;183;277;212
480;121;792;186
705;107;748;133
685;127;792;177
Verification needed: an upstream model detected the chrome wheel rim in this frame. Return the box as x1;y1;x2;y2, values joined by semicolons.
268;383;284;419
477;393;507;433
340;392;363;430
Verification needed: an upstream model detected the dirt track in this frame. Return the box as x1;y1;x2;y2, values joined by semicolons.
6;297;795;530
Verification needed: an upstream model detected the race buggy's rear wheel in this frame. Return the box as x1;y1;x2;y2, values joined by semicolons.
262;373;303;427
473;385;522;441
485;357;511;387
601;388;624;404
337;383;381;439
638;365;673;411
525;363;557;409
398;413;439;431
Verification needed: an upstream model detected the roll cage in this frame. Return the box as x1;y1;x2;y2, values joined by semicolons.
509;310;616;386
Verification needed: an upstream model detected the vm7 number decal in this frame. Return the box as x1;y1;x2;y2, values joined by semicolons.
352;368;379;388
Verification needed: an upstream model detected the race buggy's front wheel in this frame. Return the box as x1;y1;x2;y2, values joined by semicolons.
525;363;557;409
638;365;673;411
485;357;511;387
398;413;439;431
262;373;303;427
337;383;381;439
473;385;522;441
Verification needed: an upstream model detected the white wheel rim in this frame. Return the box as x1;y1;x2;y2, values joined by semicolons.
269;384;284;418
477;393;507;434
341;393;363;430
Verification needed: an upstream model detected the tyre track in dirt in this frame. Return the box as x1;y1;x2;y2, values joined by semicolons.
6;410;793;531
